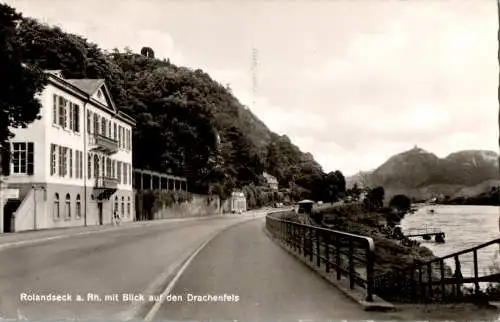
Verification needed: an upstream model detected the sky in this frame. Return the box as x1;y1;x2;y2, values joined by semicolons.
6;0;499;176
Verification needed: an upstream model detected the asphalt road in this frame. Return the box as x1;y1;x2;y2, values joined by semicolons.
152;218;378;321
0;208;389;321
0;213;260;320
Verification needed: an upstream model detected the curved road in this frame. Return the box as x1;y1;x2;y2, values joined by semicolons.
0;210;389;320
151;218;378;321
0;214;255;320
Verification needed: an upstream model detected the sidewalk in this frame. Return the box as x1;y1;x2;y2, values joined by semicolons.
0;208;275;248
0;215;220;248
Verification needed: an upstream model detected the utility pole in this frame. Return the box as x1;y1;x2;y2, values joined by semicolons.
251;48;259;110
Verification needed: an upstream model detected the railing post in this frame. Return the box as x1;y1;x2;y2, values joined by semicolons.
325;233;330;273
349;238;354;289
418;267;424;302
440;259;445;300
336;235;341;280
454;255;462;301
410;269;416;301
366;242;374;302
473;250;479;295
309;227;313;262
316;230;321;267
427;263;433;300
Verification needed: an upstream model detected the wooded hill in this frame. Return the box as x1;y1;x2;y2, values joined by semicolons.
1;4;346;203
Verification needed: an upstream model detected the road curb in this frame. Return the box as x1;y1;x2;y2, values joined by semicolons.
0;215;225;252
261;223;395;312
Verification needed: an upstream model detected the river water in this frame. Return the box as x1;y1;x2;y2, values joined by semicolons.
400;205;500;285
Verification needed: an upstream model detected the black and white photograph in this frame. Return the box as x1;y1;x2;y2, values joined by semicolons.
0;0;499;320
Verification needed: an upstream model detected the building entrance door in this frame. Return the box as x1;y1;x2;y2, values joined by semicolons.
3;199;21;233
97;202;103;225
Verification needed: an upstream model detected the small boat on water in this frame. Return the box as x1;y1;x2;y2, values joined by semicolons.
427;208;435;214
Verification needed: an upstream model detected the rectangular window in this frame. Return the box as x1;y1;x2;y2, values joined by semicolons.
11;142;30;174
93;114;99;136
58;96;65;128
87;111;92;134
113;123;117;141
69;148;73;178
106;157;111;178
122;128;125;149
73;104;80;133
101;118;107;137
50;144;57;176
88;153;92;179
108;122;111;139
112;160;116;179
129;164;132;185
117;161;122;183
118;126;122;148
94;155;100;178
123;163;128;185
53;94;58;124
100;156;105;177
63;147;68;176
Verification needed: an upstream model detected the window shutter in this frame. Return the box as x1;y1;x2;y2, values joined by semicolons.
1;143;11;176
27;142;34;175
69;103;74;130
74;104;80;132
50;144;55;176
58;146;63;176
69;149;73;178
53;94;58;124
87;111;92;134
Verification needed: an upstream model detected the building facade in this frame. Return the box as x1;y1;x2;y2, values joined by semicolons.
0;70;136;233
230;191;247;214
263;172;279;190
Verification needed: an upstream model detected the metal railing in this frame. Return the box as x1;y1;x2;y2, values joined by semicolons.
95;176;118;189
90;134;119;153
266;213;376;301
373;237;500;303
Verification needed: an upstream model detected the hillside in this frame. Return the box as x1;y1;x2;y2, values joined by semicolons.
347;147;499;201
5;6;343;201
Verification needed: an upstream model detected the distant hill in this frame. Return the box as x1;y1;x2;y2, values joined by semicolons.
346;147;499;201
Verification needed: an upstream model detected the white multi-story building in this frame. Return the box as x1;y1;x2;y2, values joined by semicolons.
0;70;136;233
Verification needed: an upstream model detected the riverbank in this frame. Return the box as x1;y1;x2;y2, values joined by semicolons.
308;203;440;275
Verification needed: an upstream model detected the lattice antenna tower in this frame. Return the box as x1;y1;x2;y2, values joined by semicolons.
251;48;259;110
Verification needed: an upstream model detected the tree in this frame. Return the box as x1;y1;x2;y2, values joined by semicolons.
0;4;47;176
389;194;411;214
364;186;385;211
349;183;361;201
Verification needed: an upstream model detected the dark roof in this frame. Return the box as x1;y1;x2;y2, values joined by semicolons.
65;79;105;95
